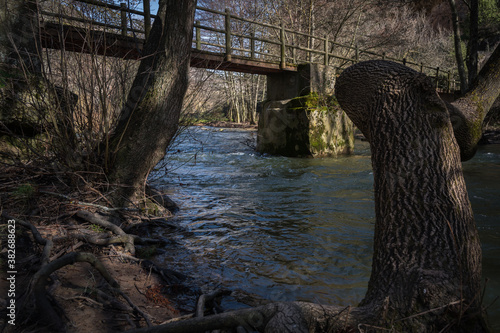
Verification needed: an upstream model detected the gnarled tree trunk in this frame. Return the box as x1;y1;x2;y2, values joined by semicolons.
335;60;486;332
107;0;197;206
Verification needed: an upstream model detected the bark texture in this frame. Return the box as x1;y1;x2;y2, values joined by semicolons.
107;0;197;205
335;60;486;331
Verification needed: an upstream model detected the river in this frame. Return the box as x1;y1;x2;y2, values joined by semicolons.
153;126;500;330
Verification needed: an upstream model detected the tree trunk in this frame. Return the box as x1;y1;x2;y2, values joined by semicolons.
467;0;479;86
1;0;40;134
334;60;487;331
0;0;78;165
448;0;468;94
0;0;41;73
107;0;197;205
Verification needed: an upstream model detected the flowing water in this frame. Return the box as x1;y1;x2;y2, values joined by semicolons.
154;126;500;329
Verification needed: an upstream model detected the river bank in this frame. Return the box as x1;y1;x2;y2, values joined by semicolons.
0;165;202;332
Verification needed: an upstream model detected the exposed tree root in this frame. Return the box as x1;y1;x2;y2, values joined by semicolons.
121;296;488;333
76;210;136;254
32;252;120;331
2;204;190;331
3;212;47;245
195;288;232;317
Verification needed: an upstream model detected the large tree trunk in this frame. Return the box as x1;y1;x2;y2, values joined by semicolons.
336;60;486;331
107;0;197;205
0;0;78;164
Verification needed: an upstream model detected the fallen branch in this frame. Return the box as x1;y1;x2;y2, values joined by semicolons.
124;303;279;333
49;241;84;261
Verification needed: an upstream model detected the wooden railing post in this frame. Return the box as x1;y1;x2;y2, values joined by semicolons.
435;67;440;88
382;52;386;60
250;30;255;59
420;63;424;73
447;71;451;92
280;22;286;69
195;20;201;50
225;8;232;61
143;0;151;39
324;35;329;66
120;2;127;36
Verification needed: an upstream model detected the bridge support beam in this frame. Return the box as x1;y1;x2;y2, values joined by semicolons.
257;64;354;157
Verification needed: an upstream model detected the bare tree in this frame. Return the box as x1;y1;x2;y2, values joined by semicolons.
106;0;197;206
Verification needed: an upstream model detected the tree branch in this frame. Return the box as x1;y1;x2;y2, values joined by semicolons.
450;43;500;161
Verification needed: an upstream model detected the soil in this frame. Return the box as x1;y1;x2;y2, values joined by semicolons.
0;212;200;333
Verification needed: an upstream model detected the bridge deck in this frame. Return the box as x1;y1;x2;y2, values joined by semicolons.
37;1;455;91
40;22;297;75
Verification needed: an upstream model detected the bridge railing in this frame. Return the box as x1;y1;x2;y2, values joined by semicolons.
39;0;457;92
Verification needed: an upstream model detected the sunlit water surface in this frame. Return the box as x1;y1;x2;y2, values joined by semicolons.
153;127;500;329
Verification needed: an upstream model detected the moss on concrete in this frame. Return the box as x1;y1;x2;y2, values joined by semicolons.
257;92;354;157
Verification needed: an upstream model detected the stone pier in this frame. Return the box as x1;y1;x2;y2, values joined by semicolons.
257;64;354;157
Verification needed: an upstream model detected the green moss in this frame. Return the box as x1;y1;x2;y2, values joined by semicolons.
287;93;342;113
12;183;35;200
309;116;327;152
89;224;105;233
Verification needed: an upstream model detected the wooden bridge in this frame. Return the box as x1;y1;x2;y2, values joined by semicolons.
39;0;456;90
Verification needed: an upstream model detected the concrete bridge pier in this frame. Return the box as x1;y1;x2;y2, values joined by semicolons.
257;64;354;157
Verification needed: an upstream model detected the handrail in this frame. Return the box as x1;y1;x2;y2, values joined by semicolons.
40;0;457;92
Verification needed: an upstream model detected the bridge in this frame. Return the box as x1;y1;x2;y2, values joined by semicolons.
37;0;457;157
39;0;456;89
